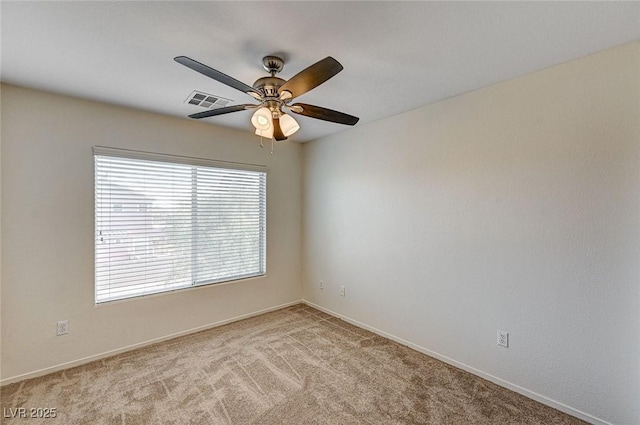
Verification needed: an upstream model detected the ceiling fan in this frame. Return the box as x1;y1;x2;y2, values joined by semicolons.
174;55;359;141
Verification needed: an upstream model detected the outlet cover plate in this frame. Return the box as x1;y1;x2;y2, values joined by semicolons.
497;330;508;347
57;320;68;336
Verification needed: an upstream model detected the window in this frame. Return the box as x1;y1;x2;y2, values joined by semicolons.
94;147;267;303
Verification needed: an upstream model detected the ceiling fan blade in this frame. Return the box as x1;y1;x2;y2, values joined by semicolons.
289;103;359;126
279;57;343;100
188;104;254;119
175;56;263;98
272;116;287;141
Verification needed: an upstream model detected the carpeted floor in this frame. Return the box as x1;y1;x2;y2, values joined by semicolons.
1;304;587;425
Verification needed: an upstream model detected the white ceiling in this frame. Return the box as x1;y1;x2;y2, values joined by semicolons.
2;1;639;142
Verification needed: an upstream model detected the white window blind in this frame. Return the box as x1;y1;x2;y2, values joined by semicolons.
94;147;266;303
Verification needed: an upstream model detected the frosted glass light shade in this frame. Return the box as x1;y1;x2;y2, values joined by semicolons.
279;113;300;137
255;126;273;139
251;107;272;130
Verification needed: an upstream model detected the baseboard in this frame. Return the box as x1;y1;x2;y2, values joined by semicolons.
302;300;612;425
0;300;303;387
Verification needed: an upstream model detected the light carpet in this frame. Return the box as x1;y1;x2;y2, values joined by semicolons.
0;304;587;424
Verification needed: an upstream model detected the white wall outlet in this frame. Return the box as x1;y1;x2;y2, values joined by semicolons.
319;280;324;290
497;330;508;347
57;320;68;336
339;286;346;297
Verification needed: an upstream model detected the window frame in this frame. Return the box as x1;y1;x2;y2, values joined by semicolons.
93;146;267;304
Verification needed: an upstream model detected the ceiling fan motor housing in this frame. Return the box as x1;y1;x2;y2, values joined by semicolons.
253;76;286;98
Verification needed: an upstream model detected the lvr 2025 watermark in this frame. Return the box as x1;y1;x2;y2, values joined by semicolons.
3;407;57;419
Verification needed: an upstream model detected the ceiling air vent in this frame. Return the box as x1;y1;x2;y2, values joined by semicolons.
185;90;233;109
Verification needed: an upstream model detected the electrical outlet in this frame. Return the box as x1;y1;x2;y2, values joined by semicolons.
497;330;508;347
340;286;345;297
57;320;68;336
319;280;324;290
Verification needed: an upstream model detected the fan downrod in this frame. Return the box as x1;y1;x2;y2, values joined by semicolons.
262;56;284;75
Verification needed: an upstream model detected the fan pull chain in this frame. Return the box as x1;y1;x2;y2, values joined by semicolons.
270;137;275;155
259;134;264;149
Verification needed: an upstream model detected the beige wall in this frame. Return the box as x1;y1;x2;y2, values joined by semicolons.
0;84;303;381
303;41;640;425
3;41;640;425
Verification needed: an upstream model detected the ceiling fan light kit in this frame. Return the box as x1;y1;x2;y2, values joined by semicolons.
175;54;359;151
251;105;300;139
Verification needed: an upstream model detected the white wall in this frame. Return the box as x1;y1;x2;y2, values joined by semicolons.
303;41;640;425
0;84;303;381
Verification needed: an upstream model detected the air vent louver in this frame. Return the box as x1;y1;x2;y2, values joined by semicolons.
185;90;233;109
